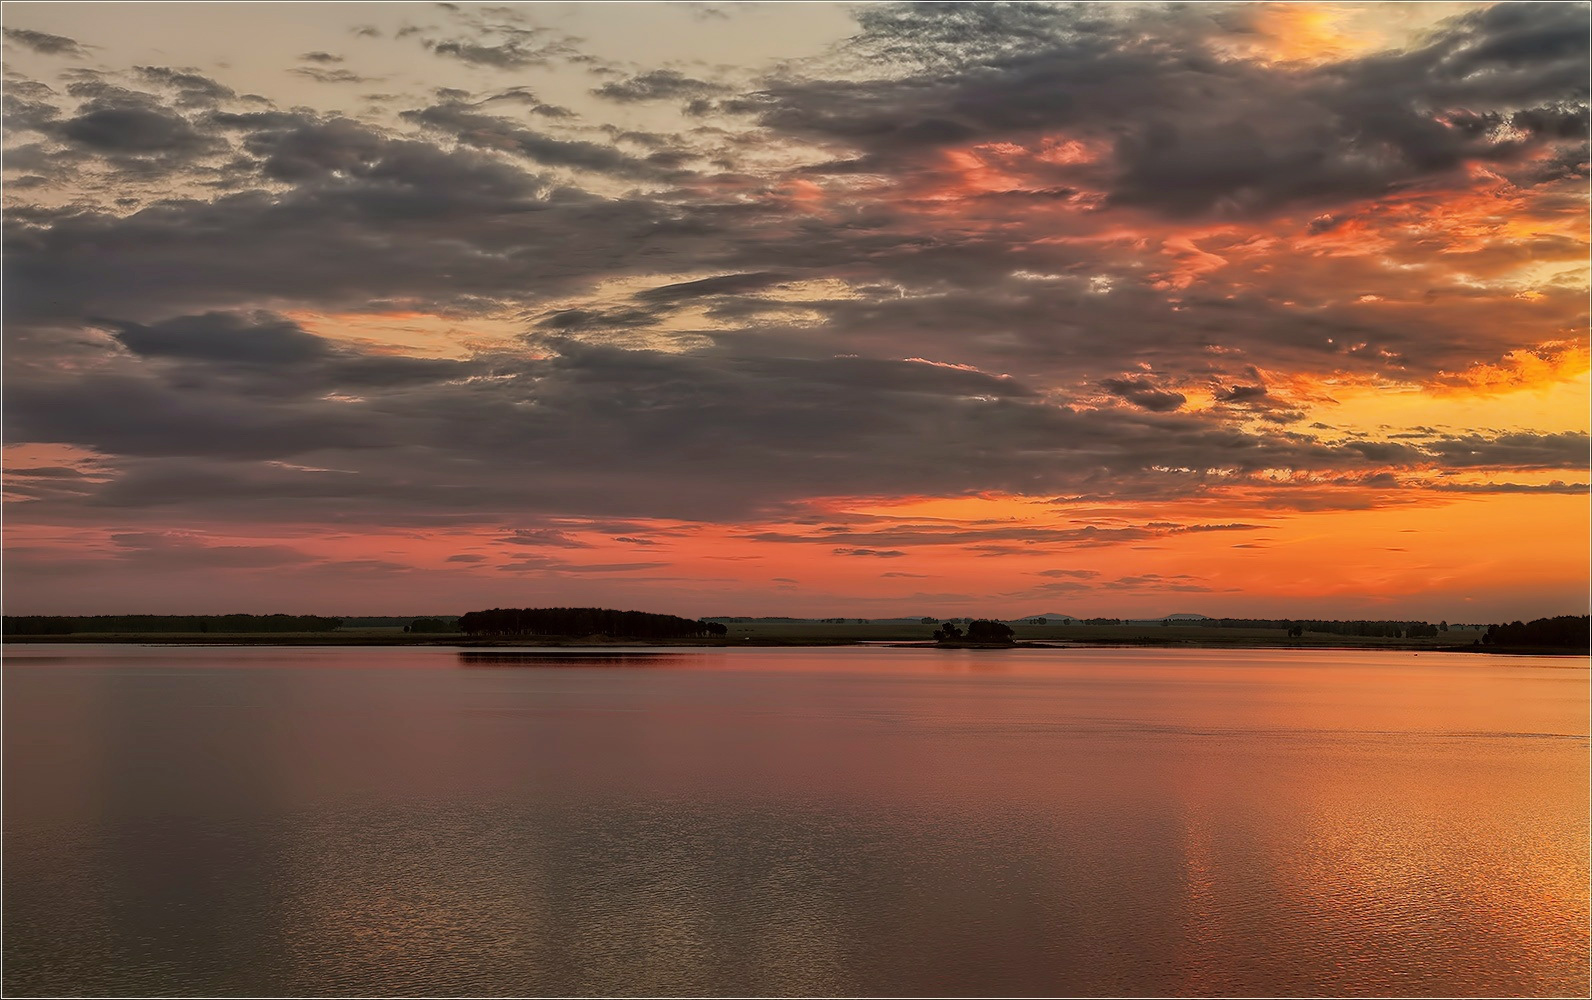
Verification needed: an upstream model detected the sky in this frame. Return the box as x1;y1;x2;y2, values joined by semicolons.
2;1;1588;622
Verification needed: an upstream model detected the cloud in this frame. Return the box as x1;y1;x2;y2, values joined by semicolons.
746;1;1588;219
593;70;729;103
1423;480;1589;494
1100;377;1187;412
400;99;670;177
57;105;214;155
1216;383;1269;403
3;27;88;57
634;271;788;302
107;531;315;569
500;528;595;549
1;1;1585;616
133;66;236;108
103;312;332;364
427;38;557;69
290;67;375;85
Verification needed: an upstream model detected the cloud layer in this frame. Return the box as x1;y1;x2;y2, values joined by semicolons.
3;2;1587;617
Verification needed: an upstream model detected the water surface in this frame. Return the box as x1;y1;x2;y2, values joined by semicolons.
5;644;1587;995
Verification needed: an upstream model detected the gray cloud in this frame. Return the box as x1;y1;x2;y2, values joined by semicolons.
3;1;1584;580
104;312;332;364
400;100;671;177
290;67;375;85
1100;377;1186;412
635;271;788;302
3;27;88;57
133;67;236;108
747;1;1588;219
500;528;595;549
593;69;729;103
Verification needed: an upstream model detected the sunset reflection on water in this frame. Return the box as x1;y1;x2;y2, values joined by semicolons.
5;645;1587;995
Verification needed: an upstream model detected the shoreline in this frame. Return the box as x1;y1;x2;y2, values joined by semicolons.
4;634;1585;656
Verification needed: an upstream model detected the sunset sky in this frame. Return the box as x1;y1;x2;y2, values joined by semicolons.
3;1;1587;621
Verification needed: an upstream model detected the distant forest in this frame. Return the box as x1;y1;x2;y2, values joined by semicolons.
1482;616;1589;649
457;607;728;638
1185;618;1447;638
2;614;341;635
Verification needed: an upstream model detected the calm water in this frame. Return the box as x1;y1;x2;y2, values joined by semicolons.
4;644;1587;996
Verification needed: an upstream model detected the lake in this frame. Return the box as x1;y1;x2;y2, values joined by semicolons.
4;644;1587;996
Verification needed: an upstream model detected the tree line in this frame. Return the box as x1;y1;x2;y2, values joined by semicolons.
1482;616;1589;649
456;607;728;638
2;614;342;635
1184;618;1445;638
933;620;1015;642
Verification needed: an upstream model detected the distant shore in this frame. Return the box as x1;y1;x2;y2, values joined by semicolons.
4;631;1584;655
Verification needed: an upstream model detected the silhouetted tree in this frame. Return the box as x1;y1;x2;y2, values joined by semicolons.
1484;616;1589;649
456;607;720;639
966;620;1015;642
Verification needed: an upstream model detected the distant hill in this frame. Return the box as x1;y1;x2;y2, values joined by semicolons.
1160;613;1212;621
1008;613;1078;623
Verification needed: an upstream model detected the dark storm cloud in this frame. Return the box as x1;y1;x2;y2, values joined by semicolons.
2;27;88;57
593;69;729;103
